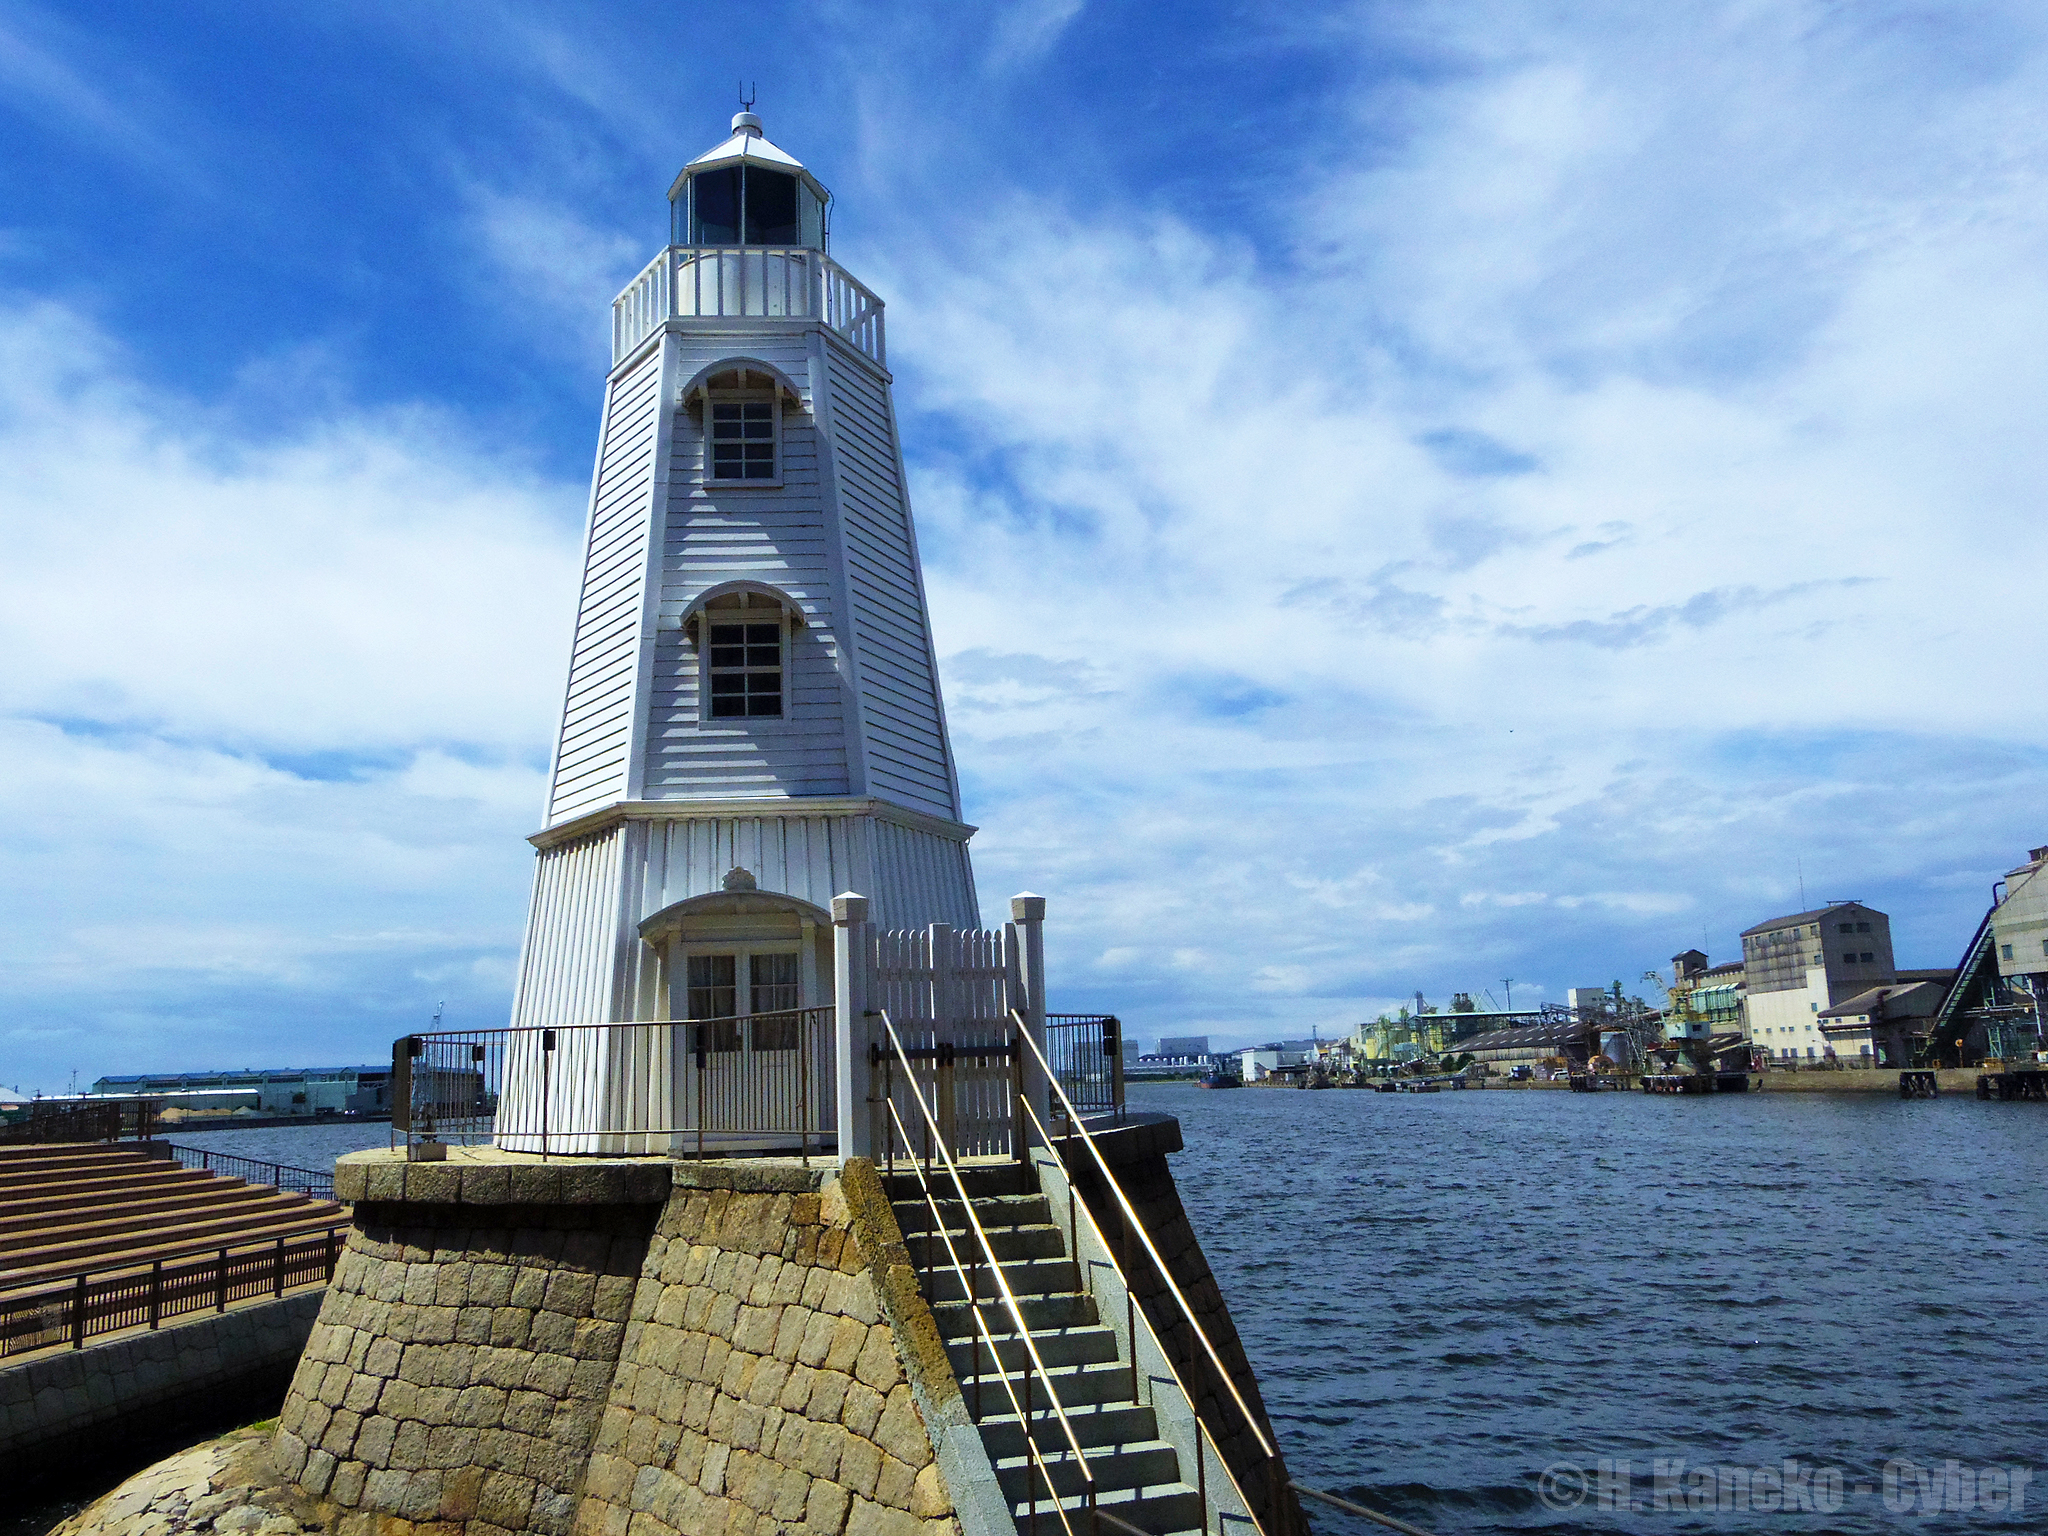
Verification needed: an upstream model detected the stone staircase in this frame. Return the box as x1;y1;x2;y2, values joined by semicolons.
888;1162;1207;1536
0;1142;347;1286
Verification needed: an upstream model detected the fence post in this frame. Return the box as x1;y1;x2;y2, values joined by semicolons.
833;892;871;1163
215;1247;228;1313
1012;893;1049;1136
148;1260;162;1329
71;1273;87;1348
929;924;957;1154
274;1236;286;1298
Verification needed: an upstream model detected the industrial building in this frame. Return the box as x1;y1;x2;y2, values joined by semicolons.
88;1066;393;1117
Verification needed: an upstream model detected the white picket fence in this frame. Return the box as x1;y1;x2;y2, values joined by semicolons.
863;923;1027;1161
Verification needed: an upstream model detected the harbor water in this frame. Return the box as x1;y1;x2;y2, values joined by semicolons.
1150;1080;2048;1533
20;1091;2048;1534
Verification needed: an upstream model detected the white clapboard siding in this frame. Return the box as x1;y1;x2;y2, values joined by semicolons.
822;347;959;821
641;335;852;799
546;354;666;825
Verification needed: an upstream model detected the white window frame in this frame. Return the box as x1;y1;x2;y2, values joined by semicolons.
693;596;797;730
702;388;782;488
671;942;807;1021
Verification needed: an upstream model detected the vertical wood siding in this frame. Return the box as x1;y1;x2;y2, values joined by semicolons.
547;353;666;825
508;823;632;1030
643;335;852;799
633;811;975;931
823;347;960;821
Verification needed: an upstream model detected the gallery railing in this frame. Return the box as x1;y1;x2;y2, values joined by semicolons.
611;244;886;365
1045;1014;1125;1120
0;1226;346;1358
162;1143;336;1199
393;1006;836;1159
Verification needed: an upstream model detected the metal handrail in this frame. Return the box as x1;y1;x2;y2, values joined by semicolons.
876;1010;1097;1533
884;1099;1082;1536
163;1144;335;1199
1013;1010;1280;1464
0;1224;346;1357
1013;1088;1265;1536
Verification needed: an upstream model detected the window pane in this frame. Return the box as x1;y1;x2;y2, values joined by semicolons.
746;692;781;716
710;697;746;717
687;955;737;1022
744;624;779;643
745;646;778;666
692;168;740;244
745;169;800;244
751;953;801;1018
710;674;746;694
712;444;743;475
710;645;746;668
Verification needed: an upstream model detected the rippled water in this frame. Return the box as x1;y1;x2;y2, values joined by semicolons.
155;1120;397;1171
1149;1080;2048;1534
23;1094;2044;1533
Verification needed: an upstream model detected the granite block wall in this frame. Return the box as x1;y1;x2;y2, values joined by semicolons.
272;1156;977;1536
272;1201;657;1535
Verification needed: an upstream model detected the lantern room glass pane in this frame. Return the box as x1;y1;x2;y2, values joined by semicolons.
692;167;740;244
745;169;800;245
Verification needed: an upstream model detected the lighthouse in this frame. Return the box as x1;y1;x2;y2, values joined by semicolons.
502;112;980;1119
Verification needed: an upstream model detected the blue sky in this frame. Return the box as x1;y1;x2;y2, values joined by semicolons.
4;1;2047;1089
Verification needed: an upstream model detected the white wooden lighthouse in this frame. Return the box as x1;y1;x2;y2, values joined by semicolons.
508;111;979;1049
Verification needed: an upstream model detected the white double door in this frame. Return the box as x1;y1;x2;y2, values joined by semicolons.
668;943;822;1145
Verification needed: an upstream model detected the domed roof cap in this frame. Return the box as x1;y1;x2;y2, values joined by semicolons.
667;113;828;202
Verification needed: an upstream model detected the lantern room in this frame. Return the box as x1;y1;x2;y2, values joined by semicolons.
667;111;830;250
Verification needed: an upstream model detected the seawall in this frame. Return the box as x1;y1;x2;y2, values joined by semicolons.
0;1289;323;1485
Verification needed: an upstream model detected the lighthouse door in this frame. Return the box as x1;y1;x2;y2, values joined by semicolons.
679;946;808;1150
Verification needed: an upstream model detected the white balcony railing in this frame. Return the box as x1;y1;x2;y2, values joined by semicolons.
610;245;886;368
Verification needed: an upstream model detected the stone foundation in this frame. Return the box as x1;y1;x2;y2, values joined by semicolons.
269;1153;980;1536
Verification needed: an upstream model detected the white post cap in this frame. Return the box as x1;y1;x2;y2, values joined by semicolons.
832;891;870;925
1010;893;1046;922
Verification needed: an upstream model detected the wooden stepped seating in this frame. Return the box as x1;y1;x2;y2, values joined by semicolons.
888;1161;1208;1536
0;1141;347;1293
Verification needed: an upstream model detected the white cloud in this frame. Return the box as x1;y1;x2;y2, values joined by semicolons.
0;304;579;1090
864;5;2048;1044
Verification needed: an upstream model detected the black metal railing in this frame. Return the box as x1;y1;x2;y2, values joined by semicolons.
163;1144;335;1199
0;1226;346;1358
1046;1014;1124;1118
394;1006;836;1159
0;1100;158;1145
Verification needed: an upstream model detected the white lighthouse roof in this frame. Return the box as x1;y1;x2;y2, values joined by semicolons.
667;112;828;202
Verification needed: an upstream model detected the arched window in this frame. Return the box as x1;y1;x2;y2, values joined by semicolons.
683;583;805;722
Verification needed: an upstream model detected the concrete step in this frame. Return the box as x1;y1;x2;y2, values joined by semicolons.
897;1218;1069;1266
946;1322;1123;1376
0;1179;278;1250
0;1208;348;1289
882;1162;1035;1202
959;1359;1144;1410
0;1148;161;1184
0;1193;344;1279
996;1438;1186;1504
891;1191;1053;1235
974;1400;1161;1462
926;1255;1079;1306
0;1166;221;1214
1008;1478;1205;1536
930;1291;1099;1336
